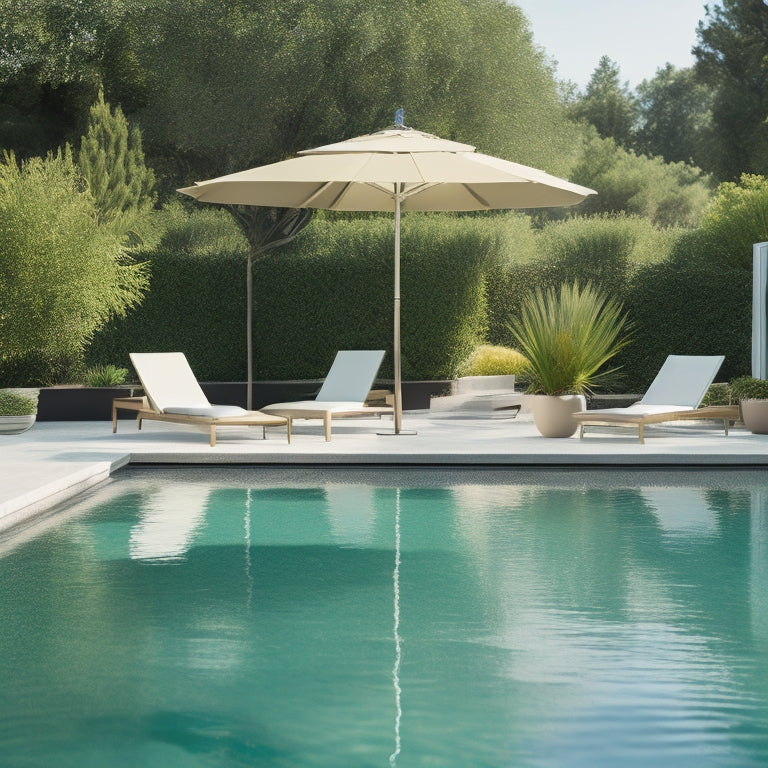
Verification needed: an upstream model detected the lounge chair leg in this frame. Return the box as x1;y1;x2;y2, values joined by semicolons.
723;418;729;436
137;415;142;431
286;418;291;444
210;425;217;447
579;425;584;439
638;424;644;444
324;414;331;442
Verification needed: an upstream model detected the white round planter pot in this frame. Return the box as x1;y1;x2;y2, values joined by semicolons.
740;399;768;434
0;414;36;435
532;394;586;438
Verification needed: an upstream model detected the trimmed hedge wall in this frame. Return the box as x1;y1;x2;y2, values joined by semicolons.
487;214;752;392
84;209;753;390
88;210;517;381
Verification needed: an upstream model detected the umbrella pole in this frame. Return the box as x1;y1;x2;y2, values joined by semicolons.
393;196;403;434
247;252;253;411
379;193;415;436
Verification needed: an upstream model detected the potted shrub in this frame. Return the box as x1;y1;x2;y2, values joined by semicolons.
730;376;768;434
509;282;632;437
453;344;528;395
0;389;38;435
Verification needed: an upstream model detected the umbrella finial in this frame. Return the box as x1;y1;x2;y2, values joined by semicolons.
394;108;405;129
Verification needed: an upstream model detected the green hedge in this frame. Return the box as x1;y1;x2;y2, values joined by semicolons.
88;209;510;381
486;214;751;392
87;206;249;380
82;208;755;390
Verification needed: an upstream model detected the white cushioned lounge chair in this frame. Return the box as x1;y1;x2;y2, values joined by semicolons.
128;352;290;447
261;350;392;441
573;354;730;443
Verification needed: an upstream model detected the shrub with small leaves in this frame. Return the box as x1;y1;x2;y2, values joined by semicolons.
0;390;37;415
700;382;733;406
730;377;768;401
457;345;528;377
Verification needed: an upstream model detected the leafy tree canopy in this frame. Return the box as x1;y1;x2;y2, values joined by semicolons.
692;173;768;269
568;56;638;149
694;0;768;180
634;64;715;171
569;131;711;228
0;149;148;382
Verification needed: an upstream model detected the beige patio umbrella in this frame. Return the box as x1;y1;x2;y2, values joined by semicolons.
179;124;595;434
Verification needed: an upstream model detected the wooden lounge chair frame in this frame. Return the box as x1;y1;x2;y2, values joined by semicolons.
127;352;291;447
135;407;290;447
573;355;728;444
576;404;739;444
261;350;392;441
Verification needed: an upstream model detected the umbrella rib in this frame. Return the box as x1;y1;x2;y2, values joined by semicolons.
462;183;491;208
300;181;337;207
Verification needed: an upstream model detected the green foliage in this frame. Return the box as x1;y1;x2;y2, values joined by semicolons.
88;209;507;381
692;173;768;270
701;382;734;406
0;390;37;415
126;0;579;193
456;345;528;377
83;364;128;387
0;150;148;385
730;376;768;401
486;213;672;352
250;214;495;379
694;0;768;180
78;90;155;236
614;249;751;391
86;204;249;379
635;65;715;171
569;56;638;149
508;282;632;395
569;132;712;227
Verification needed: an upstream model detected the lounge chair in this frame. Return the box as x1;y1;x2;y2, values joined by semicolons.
128;352;291;447
573;355;730;443
261;350;392;441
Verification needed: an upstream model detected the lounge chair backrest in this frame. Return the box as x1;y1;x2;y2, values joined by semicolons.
316;350;386;403
639;355;724;408
130;352;211;413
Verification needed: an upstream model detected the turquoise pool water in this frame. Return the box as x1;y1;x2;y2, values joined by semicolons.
2;466;768;767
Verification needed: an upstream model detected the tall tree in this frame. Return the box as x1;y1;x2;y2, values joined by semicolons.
569;56;638;149
78;90;155;235
694;0;768;180
130;0;579;187
634;65;715;171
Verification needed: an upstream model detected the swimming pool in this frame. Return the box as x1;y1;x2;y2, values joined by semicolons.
1;466;768;767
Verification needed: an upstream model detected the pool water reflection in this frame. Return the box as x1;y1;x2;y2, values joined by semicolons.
1;467;767;767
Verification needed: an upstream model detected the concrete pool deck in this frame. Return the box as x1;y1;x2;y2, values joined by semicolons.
2;410;768;531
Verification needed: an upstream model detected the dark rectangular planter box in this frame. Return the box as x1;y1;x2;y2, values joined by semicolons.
37;380;452;421
37;386;140;421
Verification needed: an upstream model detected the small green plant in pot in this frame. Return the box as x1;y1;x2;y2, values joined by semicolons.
0;389;38;435
730;376;768;434
509;282;632;437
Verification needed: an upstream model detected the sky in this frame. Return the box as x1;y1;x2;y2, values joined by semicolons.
513;0;711;90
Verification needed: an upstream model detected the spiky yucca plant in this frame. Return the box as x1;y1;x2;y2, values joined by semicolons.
509;283;632;396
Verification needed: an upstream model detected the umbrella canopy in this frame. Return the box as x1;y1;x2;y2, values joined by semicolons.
180;129;593;211
179;127;596;434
